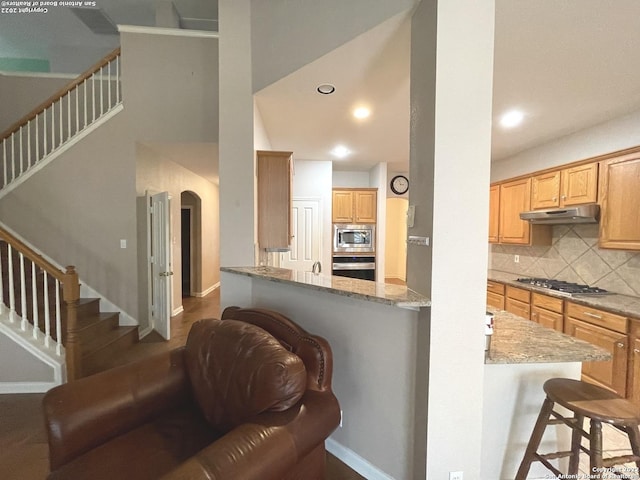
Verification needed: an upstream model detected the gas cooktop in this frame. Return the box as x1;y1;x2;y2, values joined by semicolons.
515;277;612;297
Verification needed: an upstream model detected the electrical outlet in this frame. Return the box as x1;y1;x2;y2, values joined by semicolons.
449;472;463;480
339;410;343;427
514;254;520;263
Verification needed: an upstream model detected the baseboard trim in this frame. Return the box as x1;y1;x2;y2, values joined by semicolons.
0;381;59;393
172;305;185;317
326;438;396;480
137;325;153;339
194;282;220;298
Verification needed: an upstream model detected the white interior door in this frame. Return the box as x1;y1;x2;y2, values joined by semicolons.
149;191;171;340
281;199;321;272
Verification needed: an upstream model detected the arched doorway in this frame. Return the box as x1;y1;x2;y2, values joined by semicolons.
180;191;202;297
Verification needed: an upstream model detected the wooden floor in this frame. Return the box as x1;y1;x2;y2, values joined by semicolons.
0;289;363;480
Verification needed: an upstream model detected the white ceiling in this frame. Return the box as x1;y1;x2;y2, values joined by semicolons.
4;1;640;177
257;0;640;172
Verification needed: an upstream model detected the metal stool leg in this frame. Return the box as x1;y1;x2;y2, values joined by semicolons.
568;413;584;475
515;397;555;480
590;419;603;480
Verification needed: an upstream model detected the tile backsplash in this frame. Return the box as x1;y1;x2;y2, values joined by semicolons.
490;224;640;297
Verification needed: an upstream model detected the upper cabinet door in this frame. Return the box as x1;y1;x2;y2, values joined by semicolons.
488;184;500;243
354;191;377;223
531;170;561;209
562;162;598;206
599;153;640;250
332;191;354;223
499;177;531;244
257;150;293;250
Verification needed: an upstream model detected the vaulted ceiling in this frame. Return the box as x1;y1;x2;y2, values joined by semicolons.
3;0;640;177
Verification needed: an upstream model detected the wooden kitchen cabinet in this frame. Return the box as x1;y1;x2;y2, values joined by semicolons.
486;281;505;309
488;184;500;243
599;152;640;250
627;320;640;407
496;178;551;245
564;301;628;397
531;162;598;210
257;150;293;250
332;188;377;224
505;285;531;320
530;292;564;332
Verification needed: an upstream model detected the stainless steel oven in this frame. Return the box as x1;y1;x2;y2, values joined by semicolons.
332;255;376;281
333;224;375;253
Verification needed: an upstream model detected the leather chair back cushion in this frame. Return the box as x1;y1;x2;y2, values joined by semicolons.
185;319;307;432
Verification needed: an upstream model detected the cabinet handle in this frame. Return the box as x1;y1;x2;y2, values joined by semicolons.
584;312;602;320
634;349;640;354
552;196;557;202
617;342;625;348
561;194;566;200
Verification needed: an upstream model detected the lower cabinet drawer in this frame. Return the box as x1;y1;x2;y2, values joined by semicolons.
531;306;563;332
487;291;505;310
506;297;530;320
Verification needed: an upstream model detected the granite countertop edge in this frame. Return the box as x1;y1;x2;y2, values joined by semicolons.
488;270;640;319
485;308;612;365
221;266;431;309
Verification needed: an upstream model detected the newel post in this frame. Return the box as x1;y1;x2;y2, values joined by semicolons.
63;266;81;381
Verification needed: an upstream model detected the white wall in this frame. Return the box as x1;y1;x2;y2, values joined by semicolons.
292;160;333;273
408;1;495;478
0;73;73;133
219;0;256;273
0;29;220;324
136;143;220;325
369;163;387;281
250;0;417;92
221;272;424;480
0;331;55;382
491;108;640;182
332;170;370;187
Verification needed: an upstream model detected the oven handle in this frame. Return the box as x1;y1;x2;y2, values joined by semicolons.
332;263;376;270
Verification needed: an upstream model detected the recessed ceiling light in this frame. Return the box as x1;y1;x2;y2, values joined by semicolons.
317;84;336;95
500;110;524;128
353;107;370;119
331;145;350;158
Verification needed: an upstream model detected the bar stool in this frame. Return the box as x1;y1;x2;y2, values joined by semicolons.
516;378;640;480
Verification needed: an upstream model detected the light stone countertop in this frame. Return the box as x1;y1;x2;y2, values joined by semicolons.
221;266;431;309
485;308;611;364
488;270;640;319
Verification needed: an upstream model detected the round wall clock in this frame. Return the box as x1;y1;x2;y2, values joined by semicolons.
390;175;409;195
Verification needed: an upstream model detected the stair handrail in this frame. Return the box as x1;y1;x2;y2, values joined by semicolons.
0;226;81;380
0;47;121;142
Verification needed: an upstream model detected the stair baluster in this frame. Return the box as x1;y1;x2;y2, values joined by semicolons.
0;47;121;198
0;228;81;378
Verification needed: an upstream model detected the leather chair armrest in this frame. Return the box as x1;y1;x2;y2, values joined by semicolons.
161;423;298;480
44;347;190;470
162;390;341;480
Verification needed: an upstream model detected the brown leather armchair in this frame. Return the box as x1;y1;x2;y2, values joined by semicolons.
43;307;341;480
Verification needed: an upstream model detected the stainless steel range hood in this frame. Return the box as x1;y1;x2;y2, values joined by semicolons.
519;204;600;224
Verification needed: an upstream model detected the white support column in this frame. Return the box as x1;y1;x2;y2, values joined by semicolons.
218;0;257;277
408;1;495;478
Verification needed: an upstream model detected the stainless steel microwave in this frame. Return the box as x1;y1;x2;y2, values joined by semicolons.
333;224;375;253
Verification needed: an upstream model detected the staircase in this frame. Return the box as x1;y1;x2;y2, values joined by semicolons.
0;47;140;383
0;47;122;199
0;228;139;380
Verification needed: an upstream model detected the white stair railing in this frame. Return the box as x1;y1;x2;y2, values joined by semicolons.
0;228;81;378
0;48;122;193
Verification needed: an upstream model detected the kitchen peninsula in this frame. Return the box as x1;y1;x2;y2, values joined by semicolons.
221;266;430;479
220;266;609;479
